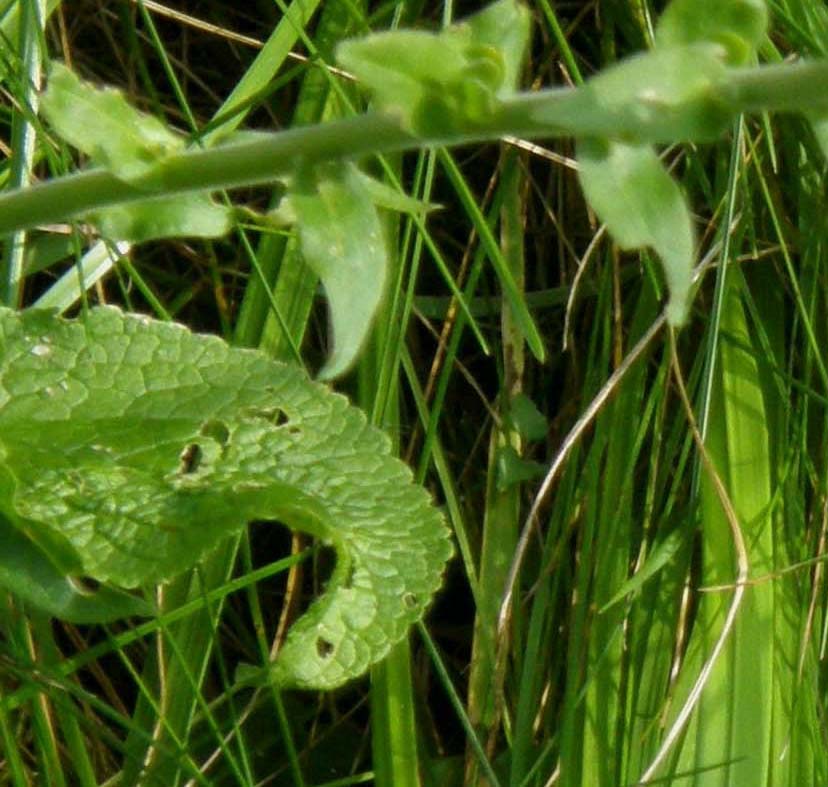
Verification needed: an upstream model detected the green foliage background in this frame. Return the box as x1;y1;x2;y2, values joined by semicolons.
1;1;828;786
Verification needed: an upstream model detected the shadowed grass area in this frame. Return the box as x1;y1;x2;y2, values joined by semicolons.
0;1;827;785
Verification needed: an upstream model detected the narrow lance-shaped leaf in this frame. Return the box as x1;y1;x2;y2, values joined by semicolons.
576;138;695;325
0;307;453;689
291;162;388;380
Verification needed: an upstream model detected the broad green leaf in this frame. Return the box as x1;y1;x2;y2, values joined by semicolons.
0;307;452;689
291;163;387;380
336;0;529;134
41;61;184;183
463;0;531;93
538;45;732;144
657;0;768;65
576;138;695;325
89;193;233;243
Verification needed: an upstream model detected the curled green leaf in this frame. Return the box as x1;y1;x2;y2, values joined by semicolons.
0;307;453;689
657;0;768;65
291;162;388;380
576;138;695;325
336;0;529;134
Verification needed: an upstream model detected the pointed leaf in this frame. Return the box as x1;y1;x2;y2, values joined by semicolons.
89;193;233;242
355;171;438;216
291;163;387;380
41;61;184;183
576;138;695;325
495;445;545;492
509;392;548;442
599;529;685;613
0;307;452;688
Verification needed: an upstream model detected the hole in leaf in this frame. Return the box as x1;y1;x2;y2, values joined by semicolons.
68;576;101;594
200;419;230;445
316;637;335;659
243;406;290;427
403;592;418;609
178;443;202;474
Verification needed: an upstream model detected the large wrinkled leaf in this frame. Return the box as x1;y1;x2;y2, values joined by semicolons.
657;0;768;65
576;138;695;325
0;307;452;689
291;163;387;380
336;0;529;134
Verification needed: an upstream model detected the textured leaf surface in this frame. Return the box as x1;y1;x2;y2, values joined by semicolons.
0;511;153;622
576;138;695;325
0;307;452;689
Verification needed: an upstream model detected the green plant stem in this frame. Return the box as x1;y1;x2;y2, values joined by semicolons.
726;59;828;111
4;59;828;236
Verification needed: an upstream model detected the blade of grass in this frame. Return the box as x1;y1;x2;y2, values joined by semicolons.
465;147;525;786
